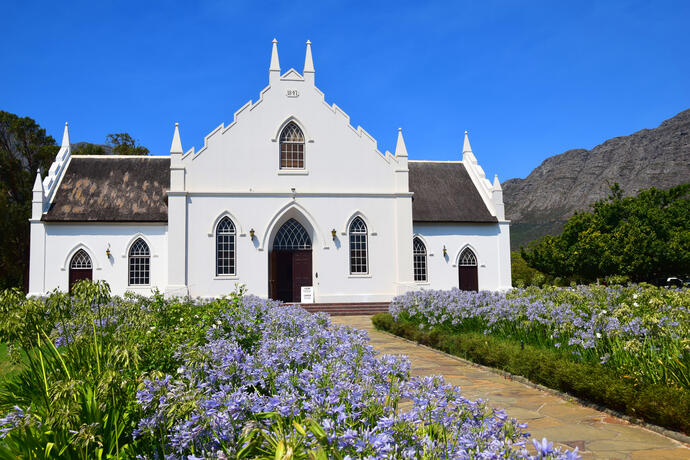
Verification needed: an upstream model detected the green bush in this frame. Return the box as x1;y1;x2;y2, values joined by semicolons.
373;313;690;434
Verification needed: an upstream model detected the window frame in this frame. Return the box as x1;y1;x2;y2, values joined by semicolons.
215;216;237;276
348;217;369;275
128;238;150;286
413;237;428;282
279;122;306;170
459;248;478;266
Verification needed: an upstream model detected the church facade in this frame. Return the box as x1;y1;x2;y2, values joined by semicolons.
28;40;511;302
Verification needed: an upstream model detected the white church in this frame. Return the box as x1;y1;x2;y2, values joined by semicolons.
28;40;511;302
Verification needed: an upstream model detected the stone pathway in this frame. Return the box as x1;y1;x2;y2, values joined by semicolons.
331;316;690;460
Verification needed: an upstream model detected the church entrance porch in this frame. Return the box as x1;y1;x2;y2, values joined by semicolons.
268;218;313;302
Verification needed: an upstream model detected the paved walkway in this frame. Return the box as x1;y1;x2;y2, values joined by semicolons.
332;316;690;460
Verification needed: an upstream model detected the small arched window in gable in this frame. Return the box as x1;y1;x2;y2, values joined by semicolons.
216;217;236;276
349;217;368;274
413;237;427;282
280;122;305;169
128;238;150;286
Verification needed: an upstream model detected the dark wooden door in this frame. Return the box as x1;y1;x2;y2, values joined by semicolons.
275;251;293;302
292;250;312;302
269;251;278;300
459;266;478;292
69;268;92;293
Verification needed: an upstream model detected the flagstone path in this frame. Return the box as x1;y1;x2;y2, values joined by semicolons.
331;315;690;460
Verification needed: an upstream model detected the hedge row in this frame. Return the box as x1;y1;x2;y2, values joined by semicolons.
372;313;690;435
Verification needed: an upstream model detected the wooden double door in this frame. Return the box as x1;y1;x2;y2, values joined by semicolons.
269;250;312;302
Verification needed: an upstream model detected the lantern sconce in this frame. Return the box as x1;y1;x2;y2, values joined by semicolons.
331;229;337;240
105;244;111;258
442;245;447;257
249;228;255;239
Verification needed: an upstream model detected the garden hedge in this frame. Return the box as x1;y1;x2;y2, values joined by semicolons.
372;313;690;435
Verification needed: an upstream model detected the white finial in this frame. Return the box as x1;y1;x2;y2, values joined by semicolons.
61;122;70;148
395;128;408;157
304;40;315;73
493;174;501;189
33;169;43;192
462;130;472;154
270;38;280;72
170;122;183;154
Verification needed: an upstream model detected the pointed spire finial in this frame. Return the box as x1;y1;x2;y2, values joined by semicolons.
61;122;70;148
395;127;408;157
304;40;314;73
493;174;501;189
33;169;44;192
170;122;183;154
462;130;472;154
269;38;280;72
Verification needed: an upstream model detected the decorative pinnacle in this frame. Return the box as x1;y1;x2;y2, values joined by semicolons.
304;39;315;73
61;122;70;148
270;38;280;71
170;122;183;154
395;128;408;157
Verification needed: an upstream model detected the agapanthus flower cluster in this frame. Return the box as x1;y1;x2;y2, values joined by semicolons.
389;285;689;387
135;295;575;459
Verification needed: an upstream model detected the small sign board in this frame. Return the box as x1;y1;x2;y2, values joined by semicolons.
301;286;314;303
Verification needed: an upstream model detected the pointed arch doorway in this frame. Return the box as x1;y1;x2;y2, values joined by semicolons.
269;218;313;302
458;248;478;292
69;249;93;293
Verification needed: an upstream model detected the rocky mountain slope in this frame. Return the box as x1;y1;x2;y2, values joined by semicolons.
504;109;690;249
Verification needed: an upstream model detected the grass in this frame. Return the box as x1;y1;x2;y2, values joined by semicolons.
0;344;22;383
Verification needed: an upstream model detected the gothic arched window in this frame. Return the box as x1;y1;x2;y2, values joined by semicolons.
128;238;150;285
273;218;311;250
413;237;427;282
216;217;236;276
459;248;477;266
279;122;305;169
349;217;368;274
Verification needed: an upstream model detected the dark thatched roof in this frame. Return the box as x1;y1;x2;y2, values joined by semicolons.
42;157;495;224
409;162;497;223
42;157;170;222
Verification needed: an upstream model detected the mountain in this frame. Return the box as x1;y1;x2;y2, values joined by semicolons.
503;109;690;250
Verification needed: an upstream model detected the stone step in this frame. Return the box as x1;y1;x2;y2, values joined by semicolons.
288;302;390;316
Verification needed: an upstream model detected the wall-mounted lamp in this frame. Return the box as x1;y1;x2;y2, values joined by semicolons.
249;228;255;239
442;245;447;257
106;244;111;258
331;229;337;240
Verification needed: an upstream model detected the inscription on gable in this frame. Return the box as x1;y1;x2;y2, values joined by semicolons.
286;89;300;98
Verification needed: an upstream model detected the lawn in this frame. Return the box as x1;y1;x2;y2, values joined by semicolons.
0;281;576;459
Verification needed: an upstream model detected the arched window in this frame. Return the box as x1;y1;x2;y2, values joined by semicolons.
69;249;93;292
128;238;150;286
413;237;427;282
459;248;477;266
273;218;311;250
216;217;236;276
349;217;368;274
279;122;305;169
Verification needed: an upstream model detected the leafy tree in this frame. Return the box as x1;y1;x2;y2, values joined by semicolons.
522;183;690;283
72;142;107;155
0;111;59;290
106;133;149;156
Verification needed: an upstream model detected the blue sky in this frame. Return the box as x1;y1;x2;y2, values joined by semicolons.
2;0;688;180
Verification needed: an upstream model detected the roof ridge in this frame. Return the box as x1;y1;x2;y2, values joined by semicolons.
71;155;170;159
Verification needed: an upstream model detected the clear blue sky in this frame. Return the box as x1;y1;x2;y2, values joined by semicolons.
2;0;688;180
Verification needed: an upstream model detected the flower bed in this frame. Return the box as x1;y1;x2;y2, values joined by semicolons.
374;284;690;433
0;282;575;459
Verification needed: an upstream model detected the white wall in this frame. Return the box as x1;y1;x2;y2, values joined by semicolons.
184;195;407;302
413;222;512;291
40;223;168;295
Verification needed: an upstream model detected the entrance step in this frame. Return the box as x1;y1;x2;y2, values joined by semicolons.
287;302;390;316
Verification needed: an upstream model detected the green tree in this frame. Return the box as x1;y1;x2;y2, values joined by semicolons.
72;142;107;155
522;183;690;283
0;111;59;290
106;133;149;155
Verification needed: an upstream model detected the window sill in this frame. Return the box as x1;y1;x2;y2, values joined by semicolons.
213;276;240;280
277;169;309;175
348;274;372;279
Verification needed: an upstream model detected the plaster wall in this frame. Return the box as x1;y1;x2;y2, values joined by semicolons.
40;223;168;295
413;222;512;291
